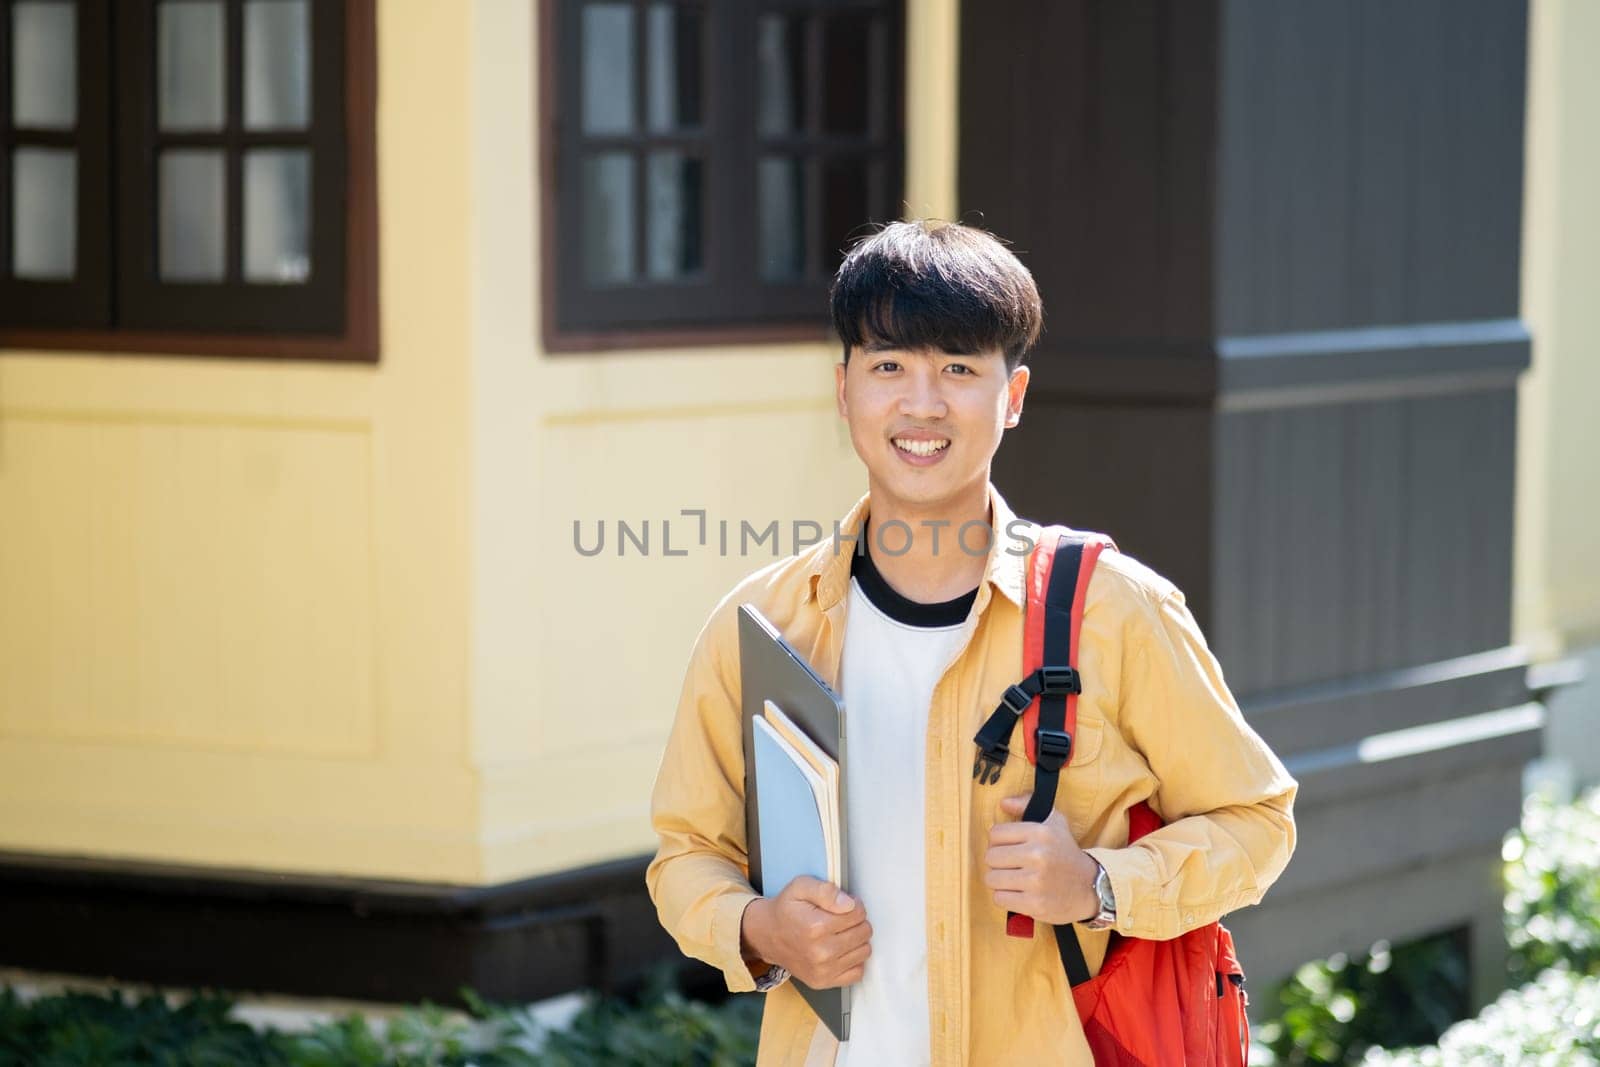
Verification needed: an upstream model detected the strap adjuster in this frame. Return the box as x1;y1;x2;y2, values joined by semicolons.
1000;684;1032;715
1040;666;1081;695
1035;728;1073;772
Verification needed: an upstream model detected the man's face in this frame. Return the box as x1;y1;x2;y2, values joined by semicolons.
835;344;1029;514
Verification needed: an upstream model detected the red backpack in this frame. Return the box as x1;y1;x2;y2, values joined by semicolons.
971;527;1250;1066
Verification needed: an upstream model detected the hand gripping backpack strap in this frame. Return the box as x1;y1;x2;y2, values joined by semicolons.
971;526;1113;987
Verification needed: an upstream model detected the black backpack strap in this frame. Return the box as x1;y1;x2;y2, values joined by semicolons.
1023;534;1084;822
1031;534;1093;987
971;528;1102;987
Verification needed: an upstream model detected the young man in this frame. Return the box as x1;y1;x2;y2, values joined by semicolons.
647;220;1297;1066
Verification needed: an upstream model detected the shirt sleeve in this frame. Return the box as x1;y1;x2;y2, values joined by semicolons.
1084;585;1298;942
644;602;771;993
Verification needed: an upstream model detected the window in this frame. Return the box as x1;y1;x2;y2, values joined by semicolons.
0;0;376;360
542;0;904;349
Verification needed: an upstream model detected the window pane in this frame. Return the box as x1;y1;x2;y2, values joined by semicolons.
582;152;634;285
11;148;75;279
244;149;310;282
821;14;870;136
646;152;701;280
244;0;309;130
581;4;634;136
159;1;226;131
758;156;804;282
821;157;869;272
757;14;805;138
159;149;226;280
12;2;76;129
645;3;700;133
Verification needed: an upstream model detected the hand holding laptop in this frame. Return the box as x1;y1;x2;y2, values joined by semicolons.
742;877;873;990
738;603;858;1038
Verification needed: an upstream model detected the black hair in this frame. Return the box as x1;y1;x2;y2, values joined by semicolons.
828;220;1043;371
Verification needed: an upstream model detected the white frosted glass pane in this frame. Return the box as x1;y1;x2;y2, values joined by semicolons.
646;3;700;133
244;149;310;282
581;4;633;135
12;148;76;279
159;1;225;131
759;156;804;281
757;14;805;138
159;150;225;280
244;0;309;129
13;2;76;129
645;152;701;280
582;152;633;285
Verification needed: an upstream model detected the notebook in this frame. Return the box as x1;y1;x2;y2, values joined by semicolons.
755;701;841;887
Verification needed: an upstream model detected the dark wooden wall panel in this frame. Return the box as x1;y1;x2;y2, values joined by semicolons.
1212;388;1517;694
960;0;1218;348
1214;0;1528;334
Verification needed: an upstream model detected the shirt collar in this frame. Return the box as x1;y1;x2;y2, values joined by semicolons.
809;484;1031;613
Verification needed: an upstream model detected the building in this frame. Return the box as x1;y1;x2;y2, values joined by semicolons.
1;0;1592;1011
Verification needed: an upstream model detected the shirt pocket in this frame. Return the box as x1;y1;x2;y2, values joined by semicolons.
1059;713;1107;836
1065;712;1105;765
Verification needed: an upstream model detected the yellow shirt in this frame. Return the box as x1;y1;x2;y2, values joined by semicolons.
647;486;1298;1066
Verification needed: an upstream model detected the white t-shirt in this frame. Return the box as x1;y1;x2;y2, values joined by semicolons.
833;548;976;1067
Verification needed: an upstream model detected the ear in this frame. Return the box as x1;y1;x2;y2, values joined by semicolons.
1004;364;1030;428
835;360;849;418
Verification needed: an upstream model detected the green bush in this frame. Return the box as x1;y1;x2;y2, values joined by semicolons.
0;987;289;1067
1361;967;1600;1066
0;972;763;1067
1253;786;1600;1065
1503;787;1600;986
532;983;760;1067
1251;932;1471;1066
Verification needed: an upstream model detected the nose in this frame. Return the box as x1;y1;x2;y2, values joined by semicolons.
898;363;948;420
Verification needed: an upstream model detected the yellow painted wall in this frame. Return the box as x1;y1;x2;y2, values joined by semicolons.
0;1;479;881
0;0;963;886
467;0;961;883
1517;0;1600;655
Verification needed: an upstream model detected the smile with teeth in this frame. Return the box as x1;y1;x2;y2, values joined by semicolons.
893;438;950;457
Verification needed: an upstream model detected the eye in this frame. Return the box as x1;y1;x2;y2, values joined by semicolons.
945;362;975;376
873;360;901;373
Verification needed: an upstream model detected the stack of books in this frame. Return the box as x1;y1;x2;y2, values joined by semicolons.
752;699;841;891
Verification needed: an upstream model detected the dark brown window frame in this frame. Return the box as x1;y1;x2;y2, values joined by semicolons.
0;0;378;363
538;0;905;354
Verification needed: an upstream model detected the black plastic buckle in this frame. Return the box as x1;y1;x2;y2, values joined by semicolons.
1040;666;1081;695
1000;684;1032;715
972;745;1008;786
1035;728;1073;772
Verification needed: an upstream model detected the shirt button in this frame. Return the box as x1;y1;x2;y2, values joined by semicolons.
1184;912;1196;925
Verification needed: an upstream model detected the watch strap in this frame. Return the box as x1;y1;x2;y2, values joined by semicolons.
753;963;791;992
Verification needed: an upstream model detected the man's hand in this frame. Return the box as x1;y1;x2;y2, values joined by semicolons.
985;794;1100;925
740;876;871;989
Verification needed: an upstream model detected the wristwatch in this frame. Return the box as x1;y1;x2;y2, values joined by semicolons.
1085;860;1117;931
753;963;791;992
